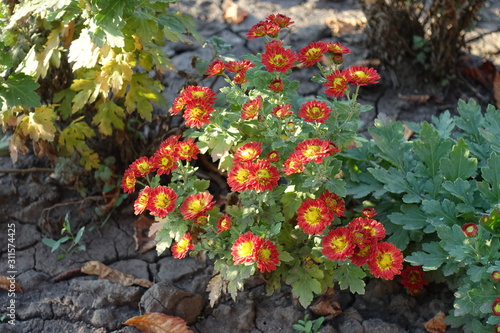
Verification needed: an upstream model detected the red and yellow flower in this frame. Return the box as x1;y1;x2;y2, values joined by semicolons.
272;104;293;118
493;297;500;316
130;156;154;177
323;70;349;98
346;66;380;86
217;214;232;233
400;265;428;296
227;162;253;192
268;78;284;92
283;153;304;175
256;238;280;273
261;43;298;73
241;96;263;120
248;159;280;192
267;150;279;163
294;138;336;164
231;231;261;265
147;186;178;218
349;217;386;243
266;13;294;28
361;207;377;218
297;198;332;235
319;190;345;218
246;21;280;39
350;243;373;267
176;137;200;161
298;100;332;123
298;42;328;67
158;135;181;152
462;222;478;237
367;242;403;280
492;270;500;282
171;233;194;259
152;147;178;175
326;41;350;64
225;60;255;84
206;59;225;77
322;226;355;261
180;192;216;220
121;169;137;194
234;142;263;163
134;186;151;215
183;100;215;128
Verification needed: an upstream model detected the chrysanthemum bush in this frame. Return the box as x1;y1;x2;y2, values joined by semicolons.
340;99;500;332
122;14;404;307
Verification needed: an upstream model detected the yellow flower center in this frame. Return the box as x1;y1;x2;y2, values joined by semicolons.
377;252;393;270
303;145;321;157
258;248;271;261
235;168;250;183
256;168;271;180
238;241;254;257
188;199;204;213
304;206;322;225
192;91;205;98
330;235;348;251
305;48;321;59
137;162;150;173
353;70;369;79
155;192;171;209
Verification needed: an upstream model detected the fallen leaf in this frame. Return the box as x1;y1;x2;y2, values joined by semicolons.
462;60;497;89
124;313;193;333
223;1;248;24
206;274;224;307
81;261;153;288
494;71;500;109
132;215;157;254
0;275;23;292
403;123;415;141
325;16;366;35
309;288;342;319
398;93;433;104
53;268;84;282
424;311;447;333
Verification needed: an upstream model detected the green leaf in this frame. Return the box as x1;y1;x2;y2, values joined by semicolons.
413;122;453;177
285;266;323;308
92;100;125;135
440;138;477;181
431;110;455;139
368;120;408;168
455;99;484;143
368;168;422;203
405;241;447;270
333;263;366;295
74;226;86;245
478;152;500;204
421;199;457;226
442;179;475;208
0;73;41;109
388;204;428;230
125;73;165;121
59;118;96;153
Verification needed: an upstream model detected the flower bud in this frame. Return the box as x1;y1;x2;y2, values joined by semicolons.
461;222;478;237
492;271;500;282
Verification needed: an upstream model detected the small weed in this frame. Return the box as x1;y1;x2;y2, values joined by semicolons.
42;213;86;260
293;314;325;333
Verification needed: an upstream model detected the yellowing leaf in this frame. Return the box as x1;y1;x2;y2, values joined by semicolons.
70;70;101;113
81;260;153;288
9;132;28;163
35;28;61;79
125;73;165;121
124;313;193;333
100;51;136;95
80;147;100;170
58;118;95;153
17;105;57;142
92;100;125;135
68;29;101;70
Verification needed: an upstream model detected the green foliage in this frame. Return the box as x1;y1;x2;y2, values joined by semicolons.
341;99;500;331
293;314;325;333
0;0;199;170
42;213;86;260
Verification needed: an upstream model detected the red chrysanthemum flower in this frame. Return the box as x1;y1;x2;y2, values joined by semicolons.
266;13;294;28
130;156;154;177
225;60;255;73
267;150;279;163
147;186;178;218
227;162;253;192
346;66;381;86
234;142;263;163
349;217;386;243
256;238;280;273
400;265;428;296
261;45;298;73
231;231;261;264
171;233;194;259
368;242;403;280
495;324;500;333
134;186;151;215
194;214;208;226
298;100;332;123
121;169;137;194
294;138;336;164
206;59;225;77
283;153;305;175
248;159;280;192
268;78;284;92
177;137;200;161
319;190;345;218
170;95;188;115
272;104;293;118
298;42;328;67
323;70;349;98
246;21;281;39
326;42;351;64
462;222;478;237
152;148;179;176
493;297;500;316
217;214;232;233
180;192;216;220
241;96;263;120
322;226;355;261
361;207;377;218
183;86;217;104
297;198;332;235
350;243;373;267
492;270;500;282
183;100;215;128
158;135;181;151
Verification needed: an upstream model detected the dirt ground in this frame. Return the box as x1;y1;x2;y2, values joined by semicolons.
1;0;499;332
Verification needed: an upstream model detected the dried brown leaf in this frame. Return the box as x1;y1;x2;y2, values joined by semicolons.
398;93;432;104
424;311;447;333
403;123;415;141
53;268;84;282
462;60;496;88
223;1;248;24
494;71;500;110
325;16;366;35
310;288;342;319
81;261;153;288
132;215;157;254
123;313;193;333
0;275;23;292
206;274;223;307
